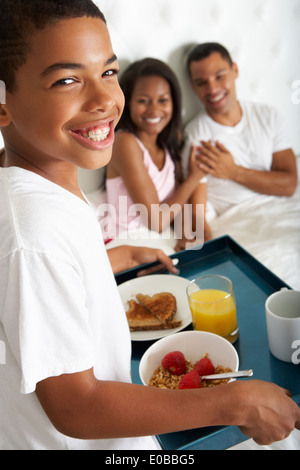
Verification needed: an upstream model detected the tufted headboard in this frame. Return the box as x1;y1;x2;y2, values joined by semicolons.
82;0;300;191
1;0;299;193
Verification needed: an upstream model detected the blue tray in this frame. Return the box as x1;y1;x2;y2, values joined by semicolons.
115;236;300;450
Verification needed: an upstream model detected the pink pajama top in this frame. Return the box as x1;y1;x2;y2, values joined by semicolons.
104;134;176;241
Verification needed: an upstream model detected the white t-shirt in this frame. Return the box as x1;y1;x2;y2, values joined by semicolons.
0;167;157;450
181;101;291;214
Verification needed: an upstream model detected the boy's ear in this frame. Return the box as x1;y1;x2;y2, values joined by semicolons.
0;104;12;127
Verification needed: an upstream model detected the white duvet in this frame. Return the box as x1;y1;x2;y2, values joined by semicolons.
210;187;300;290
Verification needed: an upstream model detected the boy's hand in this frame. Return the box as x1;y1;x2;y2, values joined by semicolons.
130;246;179;276
233;380;300;445
108;245;178;275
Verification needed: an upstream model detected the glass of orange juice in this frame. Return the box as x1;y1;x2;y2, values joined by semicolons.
187;275;239;343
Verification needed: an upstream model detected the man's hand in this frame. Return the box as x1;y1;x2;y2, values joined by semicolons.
198;140;238;180
197;142;298;197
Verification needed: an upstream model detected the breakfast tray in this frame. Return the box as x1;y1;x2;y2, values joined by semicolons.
115;235;300;450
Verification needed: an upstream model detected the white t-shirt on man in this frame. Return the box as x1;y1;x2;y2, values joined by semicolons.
0;167;157;450
181;101;291;214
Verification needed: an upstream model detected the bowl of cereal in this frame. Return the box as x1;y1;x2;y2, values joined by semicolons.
139;330;239;389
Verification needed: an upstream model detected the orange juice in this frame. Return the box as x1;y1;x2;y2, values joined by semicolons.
188;289;238;342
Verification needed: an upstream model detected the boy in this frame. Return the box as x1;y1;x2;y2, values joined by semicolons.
0;0;299;450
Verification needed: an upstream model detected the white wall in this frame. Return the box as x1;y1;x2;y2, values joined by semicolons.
98;0;300;147
1;0;299;193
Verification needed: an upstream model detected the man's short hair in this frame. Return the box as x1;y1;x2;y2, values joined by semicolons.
187;42;233;76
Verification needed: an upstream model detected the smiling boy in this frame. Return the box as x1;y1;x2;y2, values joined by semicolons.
0;1;299;451
2;9;122;197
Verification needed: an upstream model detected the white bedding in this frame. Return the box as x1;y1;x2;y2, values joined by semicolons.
209;157;300;291
210;187;300;290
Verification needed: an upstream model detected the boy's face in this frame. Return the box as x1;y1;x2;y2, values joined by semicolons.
189;52;238;119
2;17;124;173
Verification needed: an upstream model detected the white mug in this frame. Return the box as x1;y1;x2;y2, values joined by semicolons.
265;288;300;363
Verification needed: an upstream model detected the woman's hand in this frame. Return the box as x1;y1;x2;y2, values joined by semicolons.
188;145;207;180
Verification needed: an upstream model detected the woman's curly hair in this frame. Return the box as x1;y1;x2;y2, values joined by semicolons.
117;58;183;163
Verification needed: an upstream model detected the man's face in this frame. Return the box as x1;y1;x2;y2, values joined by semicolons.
189;52;238;119
3;17;125;172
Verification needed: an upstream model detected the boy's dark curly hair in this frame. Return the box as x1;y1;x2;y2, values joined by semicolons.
0;0;106;93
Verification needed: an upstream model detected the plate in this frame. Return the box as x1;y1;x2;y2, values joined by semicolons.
118;274;192;341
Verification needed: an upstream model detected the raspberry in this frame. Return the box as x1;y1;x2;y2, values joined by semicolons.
194;356;215;376
161;351;186;375
178;370;202;389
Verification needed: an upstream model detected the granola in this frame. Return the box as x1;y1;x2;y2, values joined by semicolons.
148;358;232;389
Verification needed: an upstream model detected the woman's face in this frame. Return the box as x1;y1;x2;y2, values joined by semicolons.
129;75;173;137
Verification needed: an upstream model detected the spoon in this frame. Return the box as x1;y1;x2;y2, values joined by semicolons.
201;369;253;380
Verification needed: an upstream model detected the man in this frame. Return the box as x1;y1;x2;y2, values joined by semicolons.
181;42;298;226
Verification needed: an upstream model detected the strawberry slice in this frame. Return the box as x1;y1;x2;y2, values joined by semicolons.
178;370;202;389
161;351;186;375
194;356;215;376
